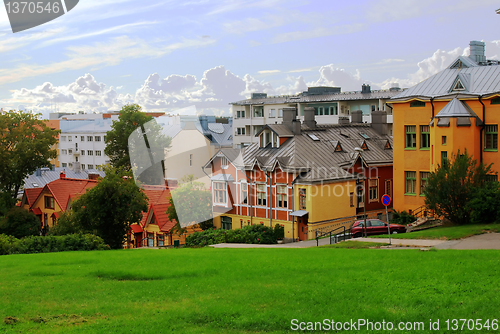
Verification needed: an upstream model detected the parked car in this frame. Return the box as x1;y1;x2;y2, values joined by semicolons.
350;219;406;238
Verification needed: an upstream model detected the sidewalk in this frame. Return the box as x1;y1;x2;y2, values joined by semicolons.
209;233;500;249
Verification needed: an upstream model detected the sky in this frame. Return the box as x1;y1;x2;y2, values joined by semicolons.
0;0;499;118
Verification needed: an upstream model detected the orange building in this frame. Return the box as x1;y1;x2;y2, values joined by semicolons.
391;41;500;214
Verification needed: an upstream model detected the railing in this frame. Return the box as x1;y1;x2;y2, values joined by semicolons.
315;225;351;247
412;205;434;219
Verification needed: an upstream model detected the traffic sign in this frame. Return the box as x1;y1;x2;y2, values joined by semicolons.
381;194;391;206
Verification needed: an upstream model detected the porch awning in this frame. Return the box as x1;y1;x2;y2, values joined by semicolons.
130;224;143;233
290;210;308;217
211;174;234;182
31;208;42;215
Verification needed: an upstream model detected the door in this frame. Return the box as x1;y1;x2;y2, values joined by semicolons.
297;216;309;241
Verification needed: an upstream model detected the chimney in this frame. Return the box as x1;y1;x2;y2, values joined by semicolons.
291;119;301;135
469;41;486;63
371;110;388;135
303;107;316;129
361;84;371;94
35;167;41;177
282;107;297;129
338;116;350;125
60;170;66;179
351;110;363;123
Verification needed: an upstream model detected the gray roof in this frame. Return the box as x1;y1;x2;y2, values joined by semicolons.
204;123;233;148
232;90;402;106
258;124;294;137
392;56;500;100
226;124;392;183
60;119;113;133
433;98;483;127
23;167;105;189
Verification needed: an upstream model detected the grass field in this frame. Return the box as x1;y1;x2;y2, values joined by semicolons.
371;223;500;240
1;247;500;333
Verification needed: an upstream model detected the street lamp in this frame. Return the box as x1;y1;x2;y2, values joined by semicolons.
354;147;367;238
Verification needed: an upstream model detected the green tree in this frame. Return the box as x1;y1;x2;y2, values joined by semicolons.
105;104;171;179
424;150;494;225
0;110;59;199
0;206;40;238
166;175;213;234
51;167;149;249
467;181;500;225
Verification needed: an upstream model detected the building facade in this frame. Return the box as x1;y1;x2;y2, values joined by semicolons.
391;41;500;213
231;85;402;148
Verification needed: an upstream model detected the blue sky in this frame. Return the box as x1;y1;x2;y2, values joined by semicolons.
0;0;499;117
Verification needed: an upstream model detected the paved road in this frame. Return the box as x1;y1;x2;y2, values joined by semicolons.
209;233;500;249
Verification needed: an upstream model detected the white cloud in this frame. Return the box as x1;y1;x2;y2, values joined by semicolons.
309;65;368;92
274;76;307;95
258;70;281;74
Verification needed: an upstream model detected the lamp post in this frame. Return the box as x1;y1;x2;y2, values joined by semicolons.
354;147;367;238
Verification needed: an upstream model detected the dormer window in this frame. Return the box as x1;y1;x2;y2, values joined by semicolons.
260;130;272;148
452;79;465;91
221;156;228;169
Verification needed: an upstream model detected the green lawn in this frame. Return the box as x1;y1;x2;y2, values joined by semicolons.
1;248;500;333
370;223;500;240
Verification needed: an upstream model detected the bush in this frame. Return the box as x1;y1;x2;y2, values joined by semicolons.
391;210;416;226
274;223;285;240
467;182;500;225
185;224;278;247
0;207;40;238
0;234;110;255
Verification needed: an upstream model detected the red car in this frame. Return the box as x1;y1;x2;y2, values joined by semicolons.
351;219;406;238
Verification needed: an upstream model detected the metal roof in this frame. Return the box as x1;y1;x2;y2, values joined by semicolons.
23;167;105;190
392;57;500;100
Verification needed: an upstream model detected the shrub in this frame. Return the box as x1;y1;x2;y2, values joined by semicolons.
0;234;110;255
0;207;40;238
185;223;278;247
274;223;285;240
391;210;416;226
467;182;500;225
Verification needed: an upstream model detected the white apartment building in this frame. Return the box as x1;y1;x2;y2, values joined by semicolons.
58;117;116;171
231;85;403;148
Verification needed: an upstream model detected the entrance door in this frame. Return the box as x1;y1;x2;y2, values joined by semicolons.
297;216;309;241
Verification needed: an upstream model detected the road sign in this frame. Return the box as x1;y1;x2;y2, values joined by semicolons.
381;194;391;206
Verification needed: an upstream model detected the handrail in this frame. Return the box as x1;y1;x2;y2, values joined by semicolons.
412;205;434;219
315;225;349;247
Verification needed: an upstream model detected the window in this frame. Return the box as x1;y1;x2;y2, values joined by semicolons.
256;184;267;206
87;136;93;141
81;164;85;169
273;133;278;148
299;188;306;210
96;150;101;156
410;101;426;107
81;150;85;155
61;136;66;141
253;107;264;117
147;233;154;247
88;164;94;169
278;109;283;117
486;174;498;182
330;106;338;115
68;162;73;168
491;97;500;105
220;156;228;168
318;107;324;115
68;149;72;154
95;136;101;142
221;216;232;230
236;110;241;118
369;179;378;202
62;163;67;167
277;185;287;208
405;126;417;148
485;125;498;151
87;150;93;155
104;136;107;142
405;171;416;195
213;182;227;205
420;172;430;195
350;193;354;207
62;149;67;155
44;196;55;209
68;136;72;142
442;136;447;145
157;234;164;246
269;109;276;117
241;182;248;204
237;127;246;135
385;179;392;197
189;154;193;167
441;151;448;165
81;136;84;141
420;125;430;149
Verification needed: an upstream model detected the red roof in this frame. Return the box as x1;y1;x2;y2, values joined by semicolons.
152;203;177;233
130;224;143;233
25;188;43;207
41;177;98;211
31;207;42;215
140;185;171;227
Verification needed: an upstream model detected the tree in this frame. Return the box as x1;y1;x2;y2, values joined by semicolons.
0;206;40;238
51;167;149;249
423;150;494;225
0;110;59;199
166;175;213;234
104;104;171;181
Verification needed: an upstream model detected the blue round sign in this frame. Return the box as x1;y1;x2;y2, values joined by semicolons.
381;194;391;206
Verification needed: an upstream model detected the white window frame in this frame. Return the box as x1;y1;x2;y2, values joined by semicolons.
213;182;227;206
241;181;248;204
220;156;228;169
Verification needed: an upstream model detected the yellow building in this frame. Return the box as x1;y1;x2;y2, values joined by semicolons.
391;41;500;214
